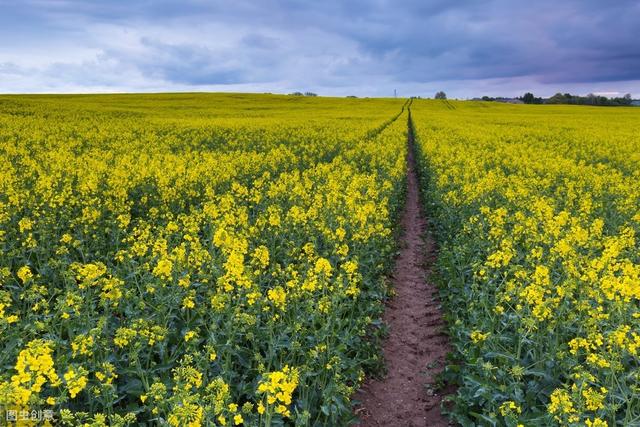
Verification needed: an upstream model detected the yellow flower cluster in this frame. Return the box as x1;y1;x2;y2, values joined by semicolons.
257;365;300;418
0;287;19;324
4;340;60;405
64;366;88;398
17;265;33;283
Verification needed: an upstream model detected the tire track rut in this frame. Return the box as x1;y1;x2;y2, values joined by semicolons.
353;110;451;427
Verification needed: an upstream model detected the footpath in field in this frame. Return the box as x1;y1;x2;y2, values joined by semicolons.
354;112;451;426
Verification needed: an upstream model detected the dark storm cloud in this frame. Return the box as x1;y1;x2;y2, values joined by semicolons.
0;0;639;95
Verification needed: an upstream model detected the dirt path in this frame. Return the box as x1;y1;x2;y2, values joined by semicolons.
353;112;451;427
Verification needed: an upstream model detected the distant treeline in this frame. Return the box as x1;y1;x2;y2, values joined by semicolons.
544;92;633;106
289;92;318;97
479;92;636;106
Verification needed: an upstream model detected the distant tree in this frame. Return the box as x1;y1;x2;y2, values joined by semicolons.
346;95;358;98
290;92;304;96
620;93;633;105
481;96;495;101
435;91;447;100
548;93;567;104
304;92;318;97
520;92;544;104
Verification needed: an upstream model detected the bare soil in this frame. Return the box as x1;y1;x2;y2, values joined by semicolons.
353;117;451;427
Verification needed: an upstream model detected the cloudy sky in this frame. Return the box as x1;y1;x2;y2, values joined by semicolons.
1;0;639;98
